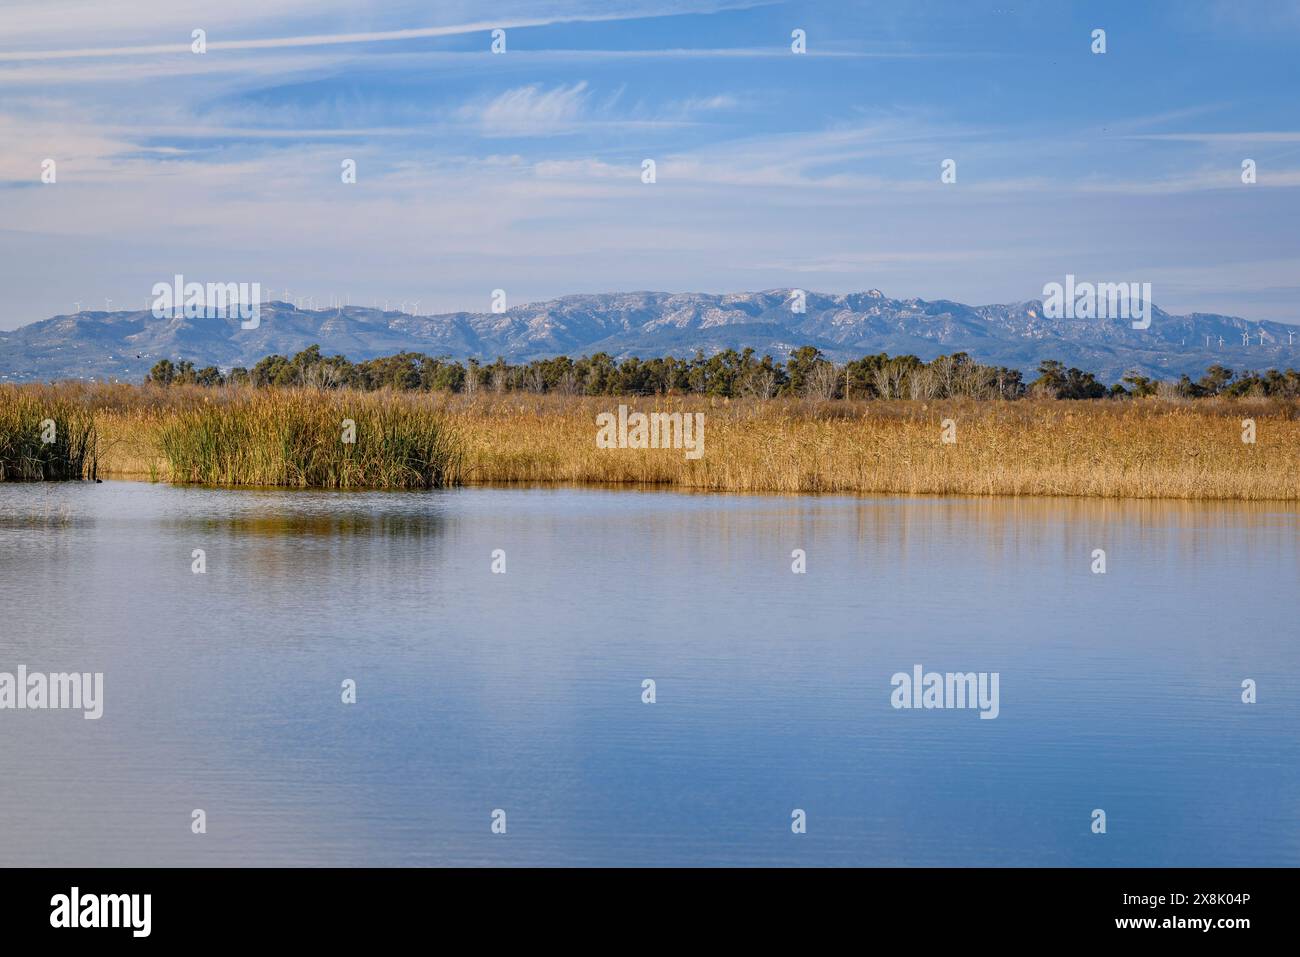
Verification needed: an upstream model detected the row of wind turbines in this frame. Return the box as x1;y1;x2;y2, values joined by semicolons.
1204;332;1297;347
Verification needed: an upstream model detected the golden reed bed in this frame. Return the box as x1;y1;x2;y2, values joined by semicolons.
3;383;1298;499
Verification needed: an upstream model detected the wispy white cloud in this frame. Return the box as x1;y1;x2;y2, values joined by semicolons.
0;22;519;62
0;50;356;85
453;81;743;137
0;2;769;60
462;82;594;136
673;93;739;114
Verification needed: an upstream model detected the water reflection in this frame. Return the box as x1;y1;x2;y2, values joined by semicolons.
0;481;1296;866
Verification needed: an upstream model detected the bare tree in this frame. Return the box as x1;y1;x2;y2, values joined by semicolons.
889;363;908;399
958;363;996;399
872;365;894;399
806;362;840;399
303;362;342;390
1155;379;1184;401
909;365;938;400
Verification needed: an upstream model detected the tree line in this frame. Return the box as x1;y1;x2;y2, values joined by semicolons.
144;346;1300;399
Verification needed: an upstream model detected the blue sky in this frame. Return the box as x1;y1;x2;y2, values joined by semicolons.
2;0;1298;329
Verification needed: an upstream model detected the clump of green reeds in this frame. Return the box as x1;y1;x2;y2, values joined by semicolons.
0;386;98;481
156;389;462;488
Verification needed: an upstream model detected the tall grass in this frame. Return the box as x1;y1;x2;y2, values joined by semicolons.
7;383;1299;499
156;390;462;488
0;385;98;481
441;393;1300;500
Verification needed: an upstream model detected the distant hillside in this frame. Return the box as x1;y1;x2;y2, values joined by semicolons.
1;289;1296;383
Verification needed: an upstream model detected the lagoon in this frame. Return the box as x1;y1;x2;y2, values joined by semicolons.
0;482;1296;866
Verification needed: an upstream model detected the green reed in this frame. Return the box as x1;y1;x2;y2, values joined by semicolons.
156;390;463;489
0;386;98;481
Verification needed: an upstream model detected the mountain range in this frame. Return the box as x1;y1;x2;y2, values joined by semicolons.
2;289;1296;384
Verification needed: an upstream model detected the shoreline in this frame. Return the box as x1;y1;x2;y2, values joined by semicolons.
65;474;1300;507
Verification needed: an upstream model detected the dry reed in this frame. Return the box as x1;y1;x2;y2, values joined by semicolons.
3;383;1296;499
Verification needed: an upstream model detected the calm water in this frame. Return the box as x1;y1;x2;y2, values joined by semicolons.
0;481;1296;866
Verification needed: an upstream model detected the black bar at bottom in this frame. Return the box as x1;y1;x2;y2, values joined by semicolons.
0;867;1278;943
